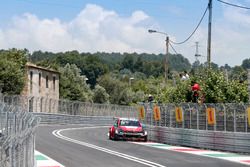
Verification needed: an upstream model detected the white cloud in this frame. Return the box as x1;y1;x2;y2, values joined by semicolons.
210;4;250;66
0;3;161;54
1;3;250;66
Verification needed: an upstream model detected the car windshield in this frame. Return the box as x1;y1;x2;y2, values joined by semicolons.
120;120;140;126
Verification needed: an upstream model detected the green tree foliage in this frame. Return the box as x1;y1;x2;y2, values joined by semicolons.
0;49;28;94
59;64;93;102
81;55;109;88
168;54;191;72
242;58;250;70
230;66;247;81
98;74;134;105
166;69;248;103
121;54;135;72
93;84;109;103
30;51;191;84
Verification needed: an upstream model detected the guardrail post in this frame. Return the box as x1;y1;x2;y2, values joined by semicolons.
197;105;199;130
223;104;226;131
170;105;172;128
214;104;216;131
204;104;208;130
234;107;236;132
243;104;248;133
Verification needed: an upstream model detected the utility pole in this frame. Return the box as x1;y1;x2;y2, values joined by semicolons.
207;0;213;69
165;36;169;83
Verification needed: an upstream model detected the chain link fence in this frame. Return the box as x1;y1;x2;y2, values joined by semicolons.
0;102;40;167
140;102;250;133
0;95;249;132
1;94;250;155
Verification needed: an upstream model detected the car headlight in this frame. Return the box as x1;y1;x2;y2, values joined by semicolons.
115;129;123;134
143;131;147;135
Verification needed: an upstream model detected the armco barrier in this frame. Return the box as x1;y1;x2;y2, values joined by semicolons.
1;94;250;154
33;113;113;125
147;125;250;154
34;112;250;154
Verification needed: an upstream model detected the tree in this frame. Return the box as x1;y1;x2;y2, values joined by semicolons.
59;64;93;102
242;58;250;70
81;55;108;88
230;66;247;81
0;49;28;94
93;85;109;103
121;54;135;72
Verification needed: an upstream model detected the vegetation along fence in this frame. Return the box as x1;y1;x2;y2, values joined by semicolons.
1;95;250;133
1;95;250;153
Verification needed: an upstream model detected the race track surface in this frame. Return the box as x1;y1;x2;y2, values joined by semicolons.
35;125;248;167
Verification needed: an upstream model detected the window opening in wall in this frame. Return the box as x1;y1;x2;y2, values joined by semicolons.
39;73;41;86
46;75;49;88
53;76;56;91
39;73;41;93
30;71;33;93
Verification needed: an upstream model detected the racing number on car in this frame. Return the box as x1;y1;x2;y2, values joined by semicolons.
206;107;216;125
175;107;183;123
138;106;145;120
153;105;161;121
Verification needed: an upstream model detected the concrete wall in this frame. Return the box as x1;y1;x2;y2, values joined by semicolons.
22;63;59;113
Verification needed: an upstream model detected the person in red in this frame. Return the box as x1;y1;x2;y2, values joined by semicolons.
191;82;200;103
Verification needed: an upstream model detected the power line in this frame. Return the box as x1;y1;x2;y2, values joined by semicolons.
217;0;250;9
170;5;209;45
169;42;178;54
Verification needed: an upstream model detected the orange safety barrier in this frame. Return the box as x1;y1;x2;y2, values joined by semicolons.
247;107;250;126
138;106;145;120
175;107;183;123
206;107;216;125
153;105;161;121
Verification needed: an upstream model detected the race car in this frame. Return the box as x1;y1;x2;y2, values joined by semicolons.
109;118;147;142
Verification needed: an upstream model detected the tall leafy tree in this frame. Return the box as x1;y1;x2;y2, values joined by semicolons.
93;84;109;103
59;64;93;102
242;58;250;70
121;54;135;72
0;49;28;94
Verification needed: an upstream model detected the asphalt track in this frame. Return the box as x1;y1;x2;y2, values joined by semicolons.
35;125;248;167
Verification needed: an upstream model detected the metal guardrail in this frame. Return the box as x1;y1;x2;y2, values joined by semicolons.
0;102;40;167
147;125;250;153
140;102;250;133
1;95;249;132
33;113;113;125
1;94;250;154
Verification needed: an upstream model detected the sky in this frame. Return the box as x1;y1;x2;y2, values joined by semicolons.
0;0;250;66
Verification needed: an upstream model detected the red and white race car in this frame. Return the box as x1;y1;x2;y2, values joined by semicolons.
109;118;147;142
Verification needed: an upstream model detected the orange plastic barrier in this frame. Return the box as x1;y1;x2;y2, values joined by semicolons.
138;106;145;120
206;107;216;125
153;105;161;121
247;107;250;126
175;107;183;123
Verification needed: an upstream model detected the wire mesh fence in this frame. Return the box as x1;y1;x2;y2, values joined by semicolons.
0;102;40;167
1;95;249;133
1;94;250;157
140;102;250;133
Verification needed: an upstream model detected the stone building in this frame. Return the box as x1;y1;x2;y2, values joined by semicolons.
22;63;60;112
